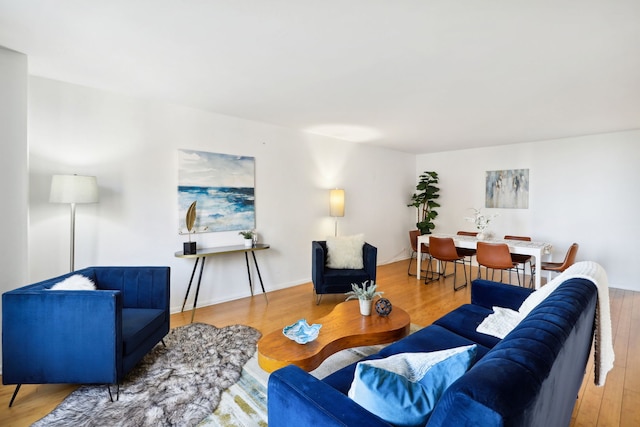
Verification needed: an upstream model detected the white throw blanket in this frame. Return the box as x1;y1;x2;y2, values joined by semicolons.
476;261;614;386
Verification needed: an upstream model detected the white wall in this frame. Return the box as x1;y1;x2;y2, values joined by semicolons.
416;131;640;290
27;77;416;312
0;46;28;372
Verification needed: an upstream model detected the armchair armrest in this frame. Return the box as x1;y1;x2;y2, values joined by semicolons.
312;241;326;289
268;365;390;427
363;243;377;282
2;289;123;385
471;279;533;311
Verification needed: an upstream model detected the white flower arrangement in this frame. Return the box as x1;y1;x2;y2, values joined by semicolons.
465;208;498;232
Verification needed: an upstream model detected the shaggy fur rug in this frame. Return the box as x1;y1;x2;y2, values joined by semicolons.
32;323;261;427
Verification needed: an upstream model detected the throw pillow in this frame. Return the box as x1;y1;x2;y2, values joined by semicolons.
326;234;365;269
49;274;96;290
348;345;477;427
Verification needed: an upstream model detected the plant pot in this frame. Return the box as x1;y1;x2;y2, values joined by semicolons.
359;299;372;316
244;238;253;248
183;241;197;255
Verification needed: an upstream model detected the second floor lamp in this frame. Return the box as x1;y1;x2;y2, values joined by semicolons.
50;174;99;271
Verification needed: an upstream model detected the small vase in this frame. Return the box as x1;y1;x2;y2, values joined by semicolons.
359;299;372;316
183;241;197;255
244;238;253;248
477;231;486;240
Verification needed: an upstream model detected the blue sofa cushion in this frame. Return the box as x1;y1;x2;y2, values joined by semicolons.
433;304;502;349
322;324;491;394
348;345;477;427
121;308;166;356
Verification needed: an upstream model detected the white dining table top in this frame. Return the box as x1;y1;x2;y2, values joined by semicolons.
423;233;553;254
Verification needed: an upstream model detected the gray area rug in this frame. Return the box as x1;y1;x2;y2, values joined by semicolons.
33;323;261;427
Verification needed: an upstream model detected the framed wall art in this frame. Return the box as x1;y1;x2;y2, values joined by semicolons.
178;149;255;233
485;169;529;209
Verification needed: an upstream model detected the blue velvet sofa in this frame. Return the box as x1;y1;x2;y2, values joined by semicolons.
2;266;170;405
268;277;597;426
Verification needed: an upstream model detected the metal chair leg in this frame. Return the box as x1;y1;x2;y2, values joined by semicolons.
8;384;21;407
407;251;415;276
107;383;120;402
453;259;468;291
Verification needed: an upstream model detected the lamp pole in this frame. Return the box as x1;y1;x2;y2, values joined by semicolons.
69;202;77;271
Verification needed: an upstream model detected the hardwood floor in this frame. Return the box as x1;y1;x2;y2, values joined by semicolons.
0;259;638;426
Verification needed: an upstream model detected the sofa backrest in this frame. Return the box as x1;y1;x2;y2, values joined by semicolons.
427;278;597;427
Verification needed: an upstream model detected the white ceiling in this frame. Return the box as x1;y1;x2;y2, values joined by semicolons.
1;0;639;154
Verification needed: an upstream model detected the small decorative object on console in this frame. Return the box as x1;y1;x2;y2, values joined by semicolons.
239;230;255;247
375;298;393;316
283;319;322;344
183;201;197;254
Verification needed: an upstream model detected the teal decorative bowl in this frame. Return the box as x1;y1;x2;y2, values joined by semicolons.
283;319;322;344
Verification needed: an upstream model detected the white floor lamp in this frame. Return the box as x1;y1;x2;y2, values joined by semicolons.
50;174;99;272
329;189;345;237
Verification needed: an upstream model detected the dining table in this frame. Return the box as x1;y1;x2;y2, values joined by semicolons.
416;233;553;289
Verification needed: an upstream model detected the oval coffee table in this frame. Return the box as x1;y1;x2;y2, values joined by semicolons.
257;300;410;373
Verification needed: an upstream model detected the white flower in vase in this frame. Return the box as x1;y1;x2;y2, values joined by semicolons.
464;208;498;239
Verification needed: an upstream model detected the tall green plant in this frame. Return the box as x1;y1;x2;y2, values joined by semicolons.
407;171;440;234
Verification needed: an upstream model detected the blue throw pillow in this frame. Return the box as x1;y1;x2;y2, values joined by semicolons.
347;345;477;427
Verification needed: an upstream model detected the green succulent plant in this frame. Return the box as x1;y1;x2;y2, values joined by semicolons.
238;230;254;239
345;280;383;301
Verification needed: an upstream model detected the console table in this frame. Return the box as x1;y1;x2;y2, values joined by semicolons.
174;243;270;323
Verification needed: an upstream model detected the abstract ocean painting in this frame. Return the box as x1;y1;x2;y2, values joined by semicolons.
485;169;529;209
178;150;255;233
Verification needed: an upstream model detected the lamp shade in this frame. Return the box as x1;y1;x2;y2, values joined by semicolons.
50;175;99;204
329;189;345;217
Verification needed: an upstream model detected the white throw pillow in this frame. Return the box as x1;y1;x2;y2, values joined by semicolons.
326;234;365;269
50;274;96;290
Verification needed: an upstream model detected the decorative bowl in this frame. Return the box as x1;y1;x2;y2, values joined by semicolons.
282;319;322;344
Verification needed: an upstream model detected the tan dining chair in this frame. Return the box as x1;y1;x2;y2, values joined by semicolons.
539;243;579;278
476;241;521;286
407;230;430;276
426;236;468;291
504;235;534;288
456;231;478;263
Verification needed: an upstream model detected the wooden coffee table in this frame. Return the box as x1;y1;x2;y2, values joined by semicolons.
257;300;410;373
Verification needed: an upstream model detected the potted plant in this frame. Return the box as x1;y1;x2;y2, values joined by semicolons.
345;280;384;316
183;201;197;254
407;171;440;235
239;230;255;247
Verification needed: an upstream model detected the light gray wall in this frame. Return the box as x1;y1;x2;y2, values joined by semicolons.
0;46;28;372
416;132;640;290
27;77;416;312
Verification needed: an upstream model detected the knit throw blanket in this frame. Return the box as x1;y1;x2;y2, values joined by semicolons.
477;261;614;386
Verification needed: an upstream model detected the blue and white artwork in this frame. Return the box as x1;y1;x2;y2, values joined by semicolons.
178;149;255;233
485;169;529;209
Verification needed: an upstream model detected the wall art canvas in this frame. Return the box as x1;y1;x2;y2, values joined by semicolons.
485;169;529;209
178;149;255;233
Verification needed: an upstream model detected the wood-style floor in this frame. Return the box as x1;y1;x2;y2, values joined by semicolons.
0;259;638;426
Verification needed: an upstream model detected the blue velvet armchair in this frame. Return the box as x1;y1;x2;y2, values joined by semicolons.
312;241;377;304
2;266;170;406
